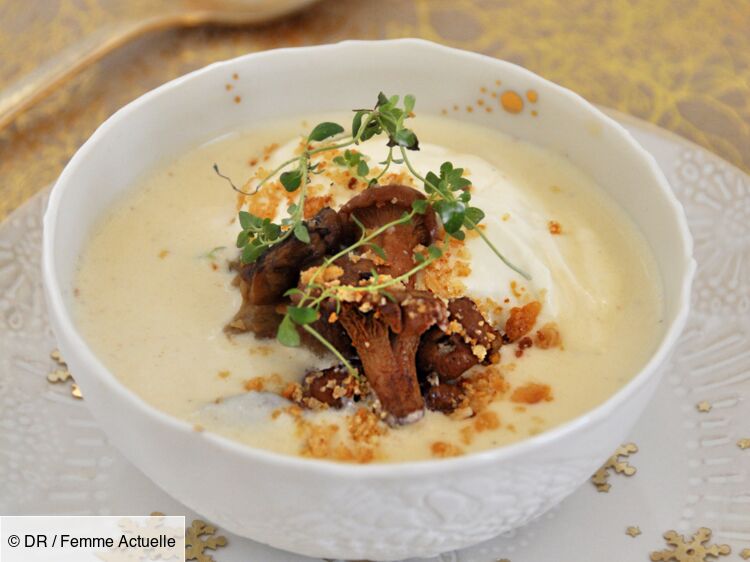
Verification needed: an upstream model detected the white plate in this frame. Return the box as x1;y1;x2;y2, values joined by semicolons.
0;113;748;561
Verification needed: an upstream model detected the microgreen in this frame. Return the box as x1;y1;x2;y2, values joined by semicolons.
216;92;531;376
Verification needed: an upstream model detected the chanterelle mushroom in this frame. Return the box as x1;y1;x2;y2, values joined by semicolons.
338;290;447;425
339;184;438;280
227;207;343;336
417;297;501;381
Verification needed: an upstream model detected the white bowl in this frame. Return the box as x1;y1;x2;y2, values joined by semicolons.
42;39;694;560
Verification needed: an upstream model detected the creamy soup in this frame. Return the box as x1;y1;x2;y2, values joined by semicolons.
74;114;663;463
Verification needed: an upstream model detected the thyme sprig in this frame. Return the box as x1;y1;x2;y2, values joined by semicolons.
216;93;531;376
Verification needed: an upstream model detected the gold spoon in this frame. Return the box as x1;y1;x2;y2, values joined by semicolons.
0;0;316;132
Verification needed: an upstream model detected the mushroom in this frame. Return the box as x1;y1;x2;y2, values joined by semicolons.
417;297;501;381
226;207;343;337
339;184;438;280
302;364;359;408
338;290;447;425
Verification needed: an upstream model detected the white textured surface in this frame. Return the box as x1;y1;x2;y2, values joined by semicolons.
1;116;746;561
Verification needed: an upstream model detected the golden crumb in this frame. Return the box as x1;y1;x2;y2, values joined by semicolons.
158;249;169;259
505;301;542;342
348;408;386;445
217;370;231;379
234;95;241;104
511;383;553;404
534;322;562;349
548;220;562;235
431;441;464;458
474;410;500;432
461;367;509;414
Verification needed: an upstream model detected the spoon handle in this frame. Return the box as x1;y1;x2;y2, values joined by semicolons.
0;14;184;132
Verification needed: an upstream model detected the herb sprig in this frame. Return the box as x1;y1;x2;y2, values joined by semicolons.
215;93;531;376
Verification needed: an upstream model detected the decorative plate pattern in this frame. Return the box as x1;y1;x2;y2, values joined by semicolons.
0;116;748;561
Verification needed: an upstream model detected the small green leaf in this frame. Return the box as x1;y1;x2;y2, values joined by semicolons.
427;244;443;259
404;94;416;114
293;223;310;243
388;128;419;150
308;122;344;142
464;207;485;225
236;230;249;248
277;315;301;347
414;252;426;264
368;243;387;260
287;306;319;325
262;221;281;240
241;242;265;263
280;169;302;192
451;230;466;241
376;92;389;107
435;200;466;234
352;110;365;137
356;160;369;177
238;211;252;229
284;288;304;298
333;155;346;166
411;199;428;214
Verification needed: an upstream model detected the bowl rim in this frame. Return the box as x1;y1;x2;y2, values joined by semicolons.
42;38;696;477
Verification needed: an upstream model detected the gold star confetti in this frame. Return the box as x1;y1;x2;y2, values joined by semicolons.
591;443;638;492
696;401;712;413
738;438;750;450
185;520;227;562
47;368;71;383
71;384;83;399
627;526;642;537
50;348;65;365
650;528;731;561
740;548;750;560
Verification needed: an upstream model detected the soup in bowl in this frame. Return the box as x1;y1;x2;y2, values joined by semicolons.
43;39;694;560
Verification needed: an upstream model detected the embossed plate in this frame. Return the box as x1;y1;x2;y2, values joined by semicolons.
0;114;748;561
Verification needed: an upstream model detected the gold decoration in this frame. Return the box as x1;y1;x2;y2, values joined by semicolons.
71;383;83;399
591;443;638;492
738;438;750;450
185;519;227;562
47;368;71;383
626;526;642;537
48;348;82;398
696;401;712;413
50;348;65;364
740;548;750;560
650;528;731;561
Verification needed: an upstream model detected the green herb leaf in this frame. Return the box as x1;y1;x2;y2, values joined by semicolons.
238;211;253;229
356;160;369;177
288;306;319;325
389;128;419;150
280;169;302;192
308;122;344;142
368;243;387;260
376;92;389;107
241;242;266;263
236;230;249;248
293;223;310;243
435;200;466;234
427;244;443;259
404;94;416;114
262;220;281;240
411;199;428;214
464;206;485;225
277;315;301;346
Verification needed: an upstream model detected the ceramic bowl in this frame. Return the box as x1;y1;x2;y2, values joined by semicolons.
42;39;694;560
